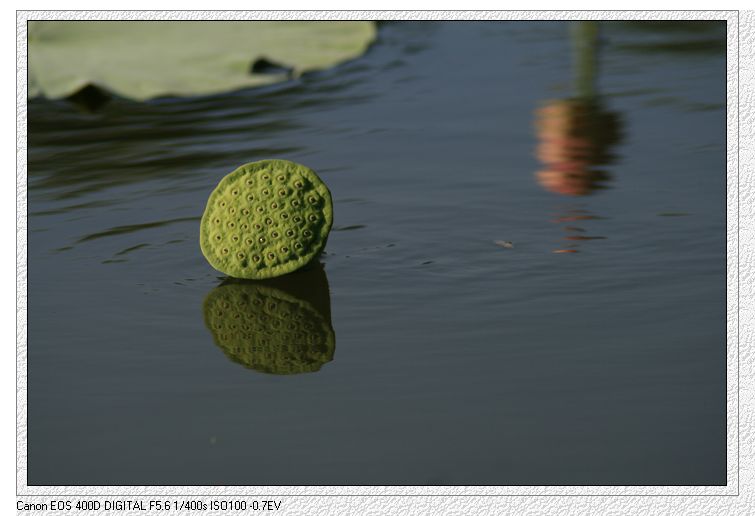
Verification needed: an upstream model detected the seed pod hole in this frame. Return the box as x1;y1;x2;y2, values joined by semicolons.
286;229;295;237
271;231;280;238
253;223;262;230
232;189;239;196
276;175;286;182
271;202;279;209
308;214;318;222
281;213;289;220
259;236;266;244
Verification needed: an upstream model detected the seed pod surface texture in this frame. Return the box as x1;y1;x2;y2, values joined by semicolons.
200;160;333;279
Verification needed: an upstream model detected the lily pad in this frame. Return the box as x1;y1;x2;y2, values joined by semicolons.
28;21;376;101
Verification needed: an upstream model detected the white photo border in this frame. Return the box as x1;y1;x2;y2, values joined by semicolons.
16;8;748;512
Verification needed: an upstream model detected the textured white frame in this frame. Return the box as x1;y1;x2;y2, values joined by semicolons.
16;10;750;513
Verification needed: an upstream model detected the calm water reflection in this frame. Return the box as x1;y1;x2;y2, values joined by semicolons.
28;21;726;486
534;99;622;197
204;263;335;375
533;22;623;253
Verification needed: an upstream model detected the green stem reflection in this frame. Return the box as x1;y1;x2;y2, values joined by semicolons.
571;21;599;99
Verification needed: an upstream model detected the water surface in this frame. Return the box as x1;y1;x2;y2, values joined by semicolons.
28;21;726;485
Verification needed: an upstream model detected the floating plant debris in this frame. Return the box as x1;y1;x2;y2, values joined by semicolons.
199;160;333;279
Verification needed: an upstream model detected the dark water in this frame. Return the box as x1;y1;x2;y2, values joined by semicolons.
27;21;726;486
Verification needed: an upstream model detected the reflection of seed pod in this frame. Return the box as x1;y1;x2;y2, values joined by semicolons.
202;263;334;375
200;159;333;279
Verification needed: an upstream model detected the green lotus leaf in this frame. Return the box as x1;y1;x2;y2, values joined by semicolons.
200;159;333;279
28;21;376;101
203;264;335;375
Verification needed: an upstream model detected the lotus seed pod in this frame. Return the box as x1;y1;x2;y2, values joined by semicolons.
203;265;335;375
200;159;333;279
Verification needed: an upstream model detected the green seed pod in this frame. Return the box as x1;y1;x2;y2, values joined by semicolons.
200;159;333;279
202;264;335;375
